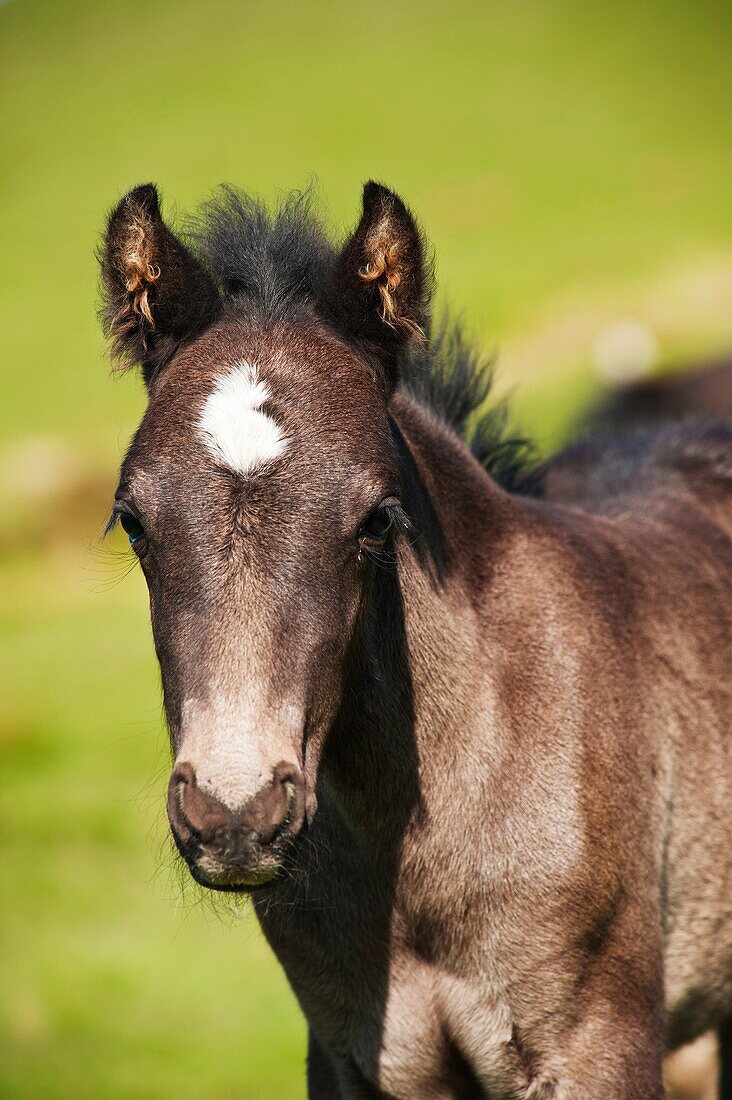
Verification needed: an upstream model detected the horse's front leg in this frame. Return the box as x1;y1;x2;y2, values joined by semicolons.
307;1030;344;1099
550;1004;666;1099
307;1031;387;1099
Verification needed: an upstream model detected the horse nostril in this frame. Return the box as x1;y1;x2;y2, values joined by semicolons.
167;763;200;845
269;762;306;840
167;762;234;844
167;766;193;846
272;762;299;790
171;761;196;791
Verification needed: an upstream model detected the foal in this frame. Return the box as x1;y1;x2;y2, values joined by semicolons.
100;182;731;1098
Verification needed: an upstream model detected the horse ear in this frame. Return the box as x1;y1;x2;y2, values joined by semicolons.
327;182;432;394
100;184;221;385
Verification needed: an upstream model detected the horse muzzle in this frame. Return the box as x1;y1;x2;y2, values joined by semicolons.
166;760;305;890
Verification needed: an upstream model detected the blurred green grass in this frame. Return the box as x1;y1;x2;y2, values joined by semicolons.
0;1;730;1097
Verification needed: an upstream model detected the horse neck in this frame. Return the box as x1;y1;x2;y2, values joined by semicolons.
321;392;524;840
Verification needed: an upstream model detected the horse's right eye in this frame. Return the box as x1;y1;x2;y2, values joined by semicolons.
119;511;145;549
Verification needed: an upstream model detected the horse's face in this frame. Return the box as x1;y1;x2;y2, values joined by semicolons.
116;322;399;887
102;182;428;889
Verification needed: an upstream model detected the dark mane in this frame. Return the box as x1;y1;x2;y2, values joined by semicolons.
186;187;539;494
400;321;540;494
188;186;335;321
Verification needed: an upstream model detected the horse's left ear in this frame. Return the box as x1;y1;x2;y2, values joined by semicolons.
327;182;432;394
100;183;221;386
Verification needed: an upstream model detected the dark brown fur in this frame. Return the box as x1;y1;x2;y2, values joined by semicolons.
100;182;732;1098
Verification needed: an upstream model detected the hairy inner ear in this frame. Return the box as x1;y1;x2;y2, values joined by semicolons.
117;207;161;328
358;204;423;337
356;182;430;339
100;183;221;384
327;182;432;394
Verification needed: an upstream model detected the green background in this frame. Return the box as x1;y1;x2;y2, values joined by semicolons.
1;1;730;1096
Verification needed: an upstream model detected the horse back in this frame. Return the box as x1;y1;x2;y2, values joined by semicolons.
540;416;732;1044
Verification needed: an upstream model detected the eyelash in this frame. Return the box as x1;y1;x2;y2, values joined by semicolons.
358;499;411;547
108;506;147;554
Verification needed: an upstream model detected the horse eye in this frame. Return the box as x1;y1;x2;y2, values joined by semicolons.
119;511;145;548
360;506;394;542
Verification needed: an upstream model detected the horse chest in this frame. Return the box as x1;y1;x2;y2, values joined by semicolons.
372;964;532;1099
255;889;531;1099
